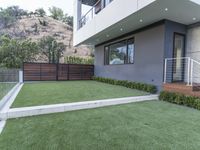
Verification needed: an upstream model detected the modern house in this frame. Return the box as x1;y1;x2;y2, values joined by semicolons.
73;0;200;95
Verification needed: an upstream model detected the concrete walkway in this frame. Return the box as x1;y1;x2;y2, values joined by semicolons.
0;95;158;120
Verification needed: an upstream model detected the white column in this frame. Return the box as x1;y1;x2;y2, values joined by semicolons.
19;70;23;83
73;0;82;31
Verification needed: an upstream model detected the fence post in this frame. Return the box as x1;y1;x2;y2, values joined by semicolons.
164;59;167;83
191;60;194;86
19;70;23;83
187;57;191;86
67;64;70;80
40;64;42;81
56;63;59;81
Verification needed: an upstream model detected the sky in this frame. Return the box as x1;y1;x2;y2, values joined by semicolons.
0;0;74;16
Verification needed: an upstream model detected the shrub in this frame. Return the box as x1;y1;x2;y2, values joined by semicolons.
92;76;157;94
35;8;46;17
65;56;94;65
38;19;48;26
159;91;200;110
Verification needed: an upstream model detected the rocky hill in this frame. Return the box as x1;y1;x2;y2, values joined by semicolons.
0;16;93;62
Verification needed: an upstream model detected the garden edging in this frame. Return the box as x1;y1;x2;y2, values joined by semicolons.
0;95;158;120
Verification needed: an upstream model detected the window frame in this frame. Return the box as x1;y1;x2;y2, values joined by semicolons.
104;37;135;65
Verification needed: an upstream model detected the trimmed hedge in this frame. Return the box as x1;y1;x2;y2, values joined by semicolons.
92;76;157;94
159;91;200;110
65;56;94;65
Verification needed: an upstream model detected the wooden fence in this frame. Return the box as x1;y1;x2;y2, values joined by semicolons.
23;63;94;81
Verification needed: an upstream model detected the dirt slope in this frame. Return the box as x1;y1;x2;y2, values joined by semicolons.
0;16;93;62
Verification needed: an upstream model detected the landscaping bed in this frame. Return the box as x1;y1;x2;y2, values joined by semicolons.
1;101;200;150
12;81;148;108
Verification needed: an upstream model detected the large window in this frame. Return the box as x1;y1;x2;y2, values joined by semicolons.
104;38;135;65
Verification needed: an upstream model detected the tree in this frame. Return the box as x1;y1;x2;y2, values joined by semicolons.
38;36;65;63
63;14;73;27
35;8;46;17
0;8;16;28
6;6;28;18
0;35;39;68
48;6;64;20
0;6;28;28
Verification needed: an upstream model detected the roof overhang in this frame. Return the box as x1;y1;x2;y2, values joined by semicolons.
78;0;200;46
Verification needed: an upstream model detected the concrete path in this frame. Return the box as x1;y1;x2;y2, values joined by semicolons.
0;95;158;120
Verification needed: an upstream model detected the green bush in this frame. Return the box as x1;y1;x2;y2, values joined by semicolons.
65;56;94;65
159;91;200;110
92;76;157;94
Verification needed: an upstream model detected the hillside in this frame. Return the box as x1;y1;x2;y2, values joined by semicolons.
0;16;93;63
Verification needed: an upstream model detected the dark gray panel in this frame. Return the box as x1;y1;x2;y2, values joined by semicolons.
94;25;165;91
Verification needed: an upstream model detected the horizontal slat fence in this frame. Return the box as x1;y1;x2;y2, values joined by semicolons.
23;63;94;81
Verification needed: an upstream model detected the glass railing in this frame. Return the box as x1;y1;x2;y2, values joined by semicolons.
79;0;113;29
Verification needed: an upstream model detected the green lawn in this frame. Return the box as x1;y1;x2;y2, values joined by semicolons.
12;81;148;108
0;83;16;100
1;101;200;150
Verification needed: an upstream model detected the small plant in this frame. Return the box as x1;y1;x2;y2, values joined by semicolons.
38;19;48;26
159;91;200;110
92;76;157;94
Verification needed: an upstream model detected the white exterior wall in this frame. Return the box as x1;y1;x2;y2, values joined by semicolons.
73;0;156;46
186;26;200;61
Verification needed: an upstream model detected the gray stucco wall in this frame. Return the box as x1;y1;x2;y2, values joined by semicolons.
164;20;187;58
186;25;200;61
164;21;187;83
94;25;165;89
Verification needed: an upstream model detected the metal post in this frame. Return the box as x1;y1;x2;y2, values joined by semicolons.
164;59;167;83
191;60;194;86
91;7;93;19
187;57;191;86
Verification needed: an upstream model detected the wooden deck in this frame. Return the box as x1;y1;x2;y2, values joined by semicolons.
163;83;200;97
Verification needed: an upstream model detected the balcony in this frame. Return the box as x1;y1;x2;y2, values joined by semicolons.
79;0;113;29
74;0;200;46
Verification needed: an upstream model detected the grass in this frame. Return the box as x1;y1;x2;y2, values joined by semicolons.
1;101;200;150
0;83;16;100
12;81;148;108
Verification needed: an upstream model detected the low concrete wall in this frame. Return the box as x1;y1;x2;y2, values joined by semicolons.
0;95;158;119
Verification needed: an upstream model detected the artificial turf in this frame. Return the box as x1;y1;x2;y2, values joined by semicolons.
1;101;200;150
12;81;148;107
